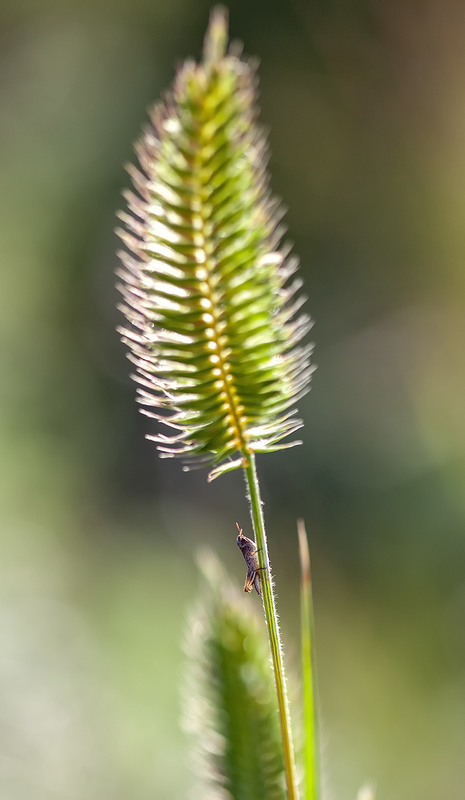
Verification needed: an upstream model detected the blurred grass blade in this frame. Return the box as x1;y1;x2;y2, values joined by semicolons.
297;519;320;800
184;552;286;800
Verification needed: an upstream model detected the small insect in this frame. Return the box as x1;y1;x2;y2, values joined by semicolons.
236;522;265;596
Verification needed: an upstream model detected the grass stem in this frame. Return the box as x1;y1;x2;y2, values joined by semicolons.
243;453;300;800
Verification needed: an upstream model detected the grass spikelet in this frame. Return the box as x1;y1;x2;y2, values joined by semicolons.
184;552;286;800
116;8;313;480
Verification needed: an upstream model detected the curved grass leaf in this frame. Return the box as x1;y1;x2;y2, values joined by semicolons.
116;8;314;479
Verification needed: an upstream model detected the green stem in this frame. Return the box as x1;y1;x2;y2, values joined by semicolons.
243;452;300;800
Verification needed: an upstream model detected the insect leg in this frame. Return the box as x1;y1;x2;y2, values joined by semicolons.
244;571;254;593
252;570;263;596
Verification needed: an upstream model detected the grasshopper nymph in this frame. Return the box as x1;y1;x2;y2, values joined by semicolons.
236;522;264;596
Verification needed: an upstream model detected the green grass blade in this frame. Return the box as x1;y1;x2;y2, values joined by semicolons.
297;519;320;800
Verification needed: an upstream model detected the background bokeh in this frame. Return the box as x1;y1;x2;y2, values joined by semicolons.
1;1;464;798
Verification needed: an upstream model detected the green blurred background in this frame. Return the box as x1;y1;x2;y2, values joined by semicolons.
1;0;464;798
